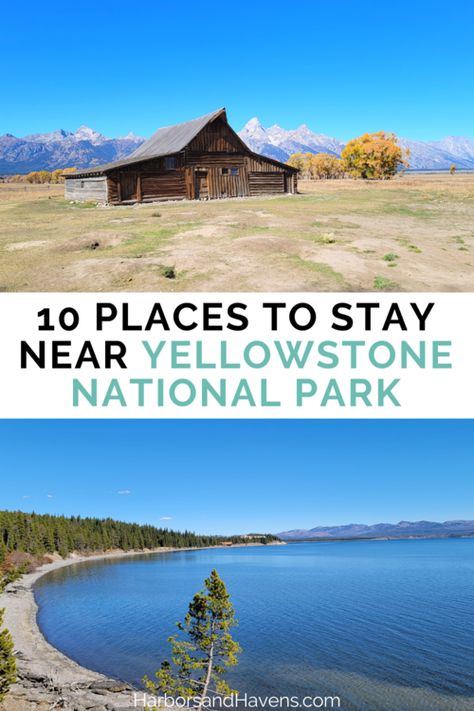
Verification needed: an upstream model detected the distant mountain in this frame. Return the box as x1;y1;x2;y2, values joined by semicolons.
0;126;144;174
2;119;474;174
278;520;474;540
238;118;474;171
398;137;474;170
238;117;345;163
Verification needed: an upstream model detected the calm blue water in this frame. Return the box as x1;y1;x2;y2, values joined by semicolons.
34;540;474;711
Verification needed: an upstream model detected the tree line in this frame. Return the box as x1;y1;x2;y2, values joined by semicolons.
288;131;409;180
2;167;76;184
0;510;278;565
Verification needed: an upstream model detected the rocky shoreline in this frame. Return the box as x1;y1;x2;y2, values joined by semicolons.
0;548;180;710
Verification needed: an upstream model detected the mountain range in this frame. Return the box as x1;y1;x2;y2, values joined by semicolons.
1;119;474;173
278;520;474;540
0;126;144;174
239;119;474;171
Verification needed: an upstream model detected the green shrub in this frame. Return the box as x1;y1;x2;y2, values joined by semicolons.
161;266;176;279
0;608;16;702
374;276;399;290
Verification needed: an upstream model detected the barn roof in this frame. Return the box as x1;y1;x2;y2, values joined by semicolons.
131;107;226;160
66;107;297;177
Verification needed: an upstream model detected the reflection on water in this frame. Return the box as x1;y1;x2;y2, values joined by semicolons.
34;540;474;711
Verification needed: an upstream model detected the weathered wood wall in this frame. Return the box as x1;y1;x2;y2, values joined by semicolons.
141;171;186;201
248;172;285;196
246;155;297;195
247;155;286;173
64;176;107;202
185;154;248;198
106;157;187;203
106;174;120;204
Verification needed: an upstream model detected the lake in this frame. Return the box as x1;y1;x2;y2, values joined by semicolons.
34;539;474;711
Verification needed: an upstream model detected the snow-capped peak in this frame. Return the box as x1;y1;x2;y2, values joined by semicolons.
289;124;316;140
24;128;72;143
244;117;263;129
266;124;291;144
119;131;143;141
431;135;474;157
239;117;268;142
73;125;105;144
238;117;346;161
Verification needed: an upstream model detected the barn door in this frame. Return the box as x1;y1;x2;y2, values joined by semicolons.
194;170;208;200
120;172;136;202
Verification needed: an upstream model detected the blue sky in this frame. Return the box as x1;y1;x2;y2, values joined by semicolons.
2;0;474;141
1;420;472;535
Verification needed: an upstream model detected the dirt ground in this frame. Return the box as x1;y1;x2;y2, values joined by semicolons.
0;173;473;291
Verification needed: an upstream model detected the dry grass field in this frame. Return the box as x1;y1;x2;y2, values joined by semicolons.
0;173;473;291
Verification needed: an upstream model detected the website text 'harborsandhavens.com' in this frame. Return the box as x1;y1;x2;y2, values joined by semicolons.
133;692;341;709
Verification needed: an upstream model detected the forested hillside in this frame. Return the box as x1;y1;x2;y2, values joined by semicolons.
0;510;278;564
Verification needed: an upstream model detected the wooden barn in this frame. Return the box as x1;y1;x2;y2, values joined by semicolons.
64;108;297;204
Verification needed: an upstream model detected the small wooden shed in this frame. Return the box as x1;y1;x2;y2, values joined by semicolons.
64;108;297;204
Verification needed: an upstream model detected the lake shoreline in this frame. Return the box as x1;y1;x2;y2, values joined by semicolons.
0;543;283;710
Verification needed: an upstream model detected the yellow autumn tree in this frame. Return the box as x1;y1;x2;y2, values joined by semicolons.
287;152;312;177
341;131;408;179
23;167;77;184
25;171;52;184
288;152;344;179
310;153;344;179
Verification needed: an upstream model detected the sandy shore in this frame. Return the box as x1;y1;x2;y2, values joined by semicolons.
0;547;189;710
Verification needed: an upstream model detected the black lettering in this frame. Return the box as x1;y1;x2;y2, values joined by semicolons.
332;303;353;331
383;303;407;330
289;303;317;331
227;303;248;331
146;303;170;330
21;341;45;368
357;302;380;330
263;302;286;330
105;341;127;368
411;302;435;330
122;303;142;331
97;303;117;330
76;341;100;368
173;303;197;331
203;303;223;331
52;341;72;368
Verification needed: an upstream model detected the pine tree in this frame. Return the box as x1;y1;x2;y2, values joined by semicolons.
0;608;16;702
144;570;241;706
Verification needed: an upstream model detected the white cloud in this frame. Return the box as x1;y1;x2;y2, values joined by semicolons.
22;495;31;499
160;516;172;521
46;494;53;499
117;489;131;495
